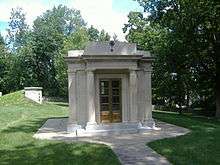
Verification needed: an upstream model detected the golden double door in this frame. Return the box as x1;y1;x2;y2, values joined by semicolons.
99;79;122;123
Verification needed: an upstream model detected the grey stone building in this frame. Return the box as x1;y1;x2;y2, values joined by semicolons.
65;41;155;133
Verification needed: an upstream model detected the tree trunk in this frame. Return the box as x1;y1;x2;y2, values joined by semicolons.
216;72;220;118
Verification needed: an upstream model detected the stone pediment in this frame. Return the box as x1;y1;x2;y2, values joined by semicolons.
84;41;136;55
66;41;153;62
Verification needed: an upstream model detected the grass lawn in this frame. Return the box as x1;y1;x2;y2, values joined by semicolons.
0;91;120;165
149;111;220;165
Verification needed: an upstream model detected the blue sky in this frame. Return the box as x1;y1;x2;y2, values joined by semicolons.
0;0;142;41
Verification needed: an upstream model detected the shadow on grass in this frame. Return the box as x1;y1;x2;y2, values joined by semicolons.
46;101;69;107
149;111;220;165
1;117;68;134
0;142;120;165
153;111;220;131
53;103;69;107
1;118;48;134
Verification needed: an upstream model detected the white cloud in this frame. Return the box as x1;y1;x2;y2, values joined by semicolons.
0;0;47;25
0;30;8;39
0;0;129;41
73;0;128;41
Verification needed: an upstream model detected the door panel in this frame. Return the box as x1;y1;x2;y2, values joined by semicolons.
100;80;110;123
100;79;122;123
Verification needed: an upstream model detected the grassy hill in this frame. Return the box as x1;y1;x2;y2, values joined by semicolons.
0;91;36;106
0;91;120;165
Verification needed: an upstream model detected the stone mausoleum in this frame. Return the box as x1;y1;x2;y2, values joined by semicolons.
65;41;155;134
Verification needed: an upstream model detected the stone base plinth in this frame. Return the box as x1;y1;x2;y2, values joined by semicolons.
67;119;159;136
140;119;161;131
67;123;82;132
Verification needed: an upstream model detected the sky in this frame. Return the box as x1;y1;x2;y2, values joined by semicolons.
0;0;142;41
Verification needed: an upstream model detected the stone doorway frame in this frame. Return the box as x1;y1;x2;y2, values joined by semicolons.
95;73;129;124
99;78;122;123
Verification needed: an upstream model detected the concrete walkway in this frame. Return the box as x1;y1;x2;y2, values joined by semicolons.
34;119;189;165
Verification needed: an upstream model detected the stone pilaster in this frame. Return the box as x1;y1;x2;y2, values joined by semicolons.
129;69;138;122
67;70;82;132
68;71;77;124
86;69;97;125
142;68;155;128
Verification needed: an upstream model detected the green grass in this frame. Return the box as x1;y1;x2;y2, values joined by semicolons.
0;91;36;106
0;91;120;165
148;111;220;165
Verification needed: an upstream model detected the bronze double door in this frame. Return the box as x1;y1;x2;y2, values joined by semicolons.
99;79;122;123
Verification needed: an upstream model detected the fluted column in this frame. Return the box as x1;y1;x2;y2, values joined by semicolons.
87;69;96;124
129;69;138;122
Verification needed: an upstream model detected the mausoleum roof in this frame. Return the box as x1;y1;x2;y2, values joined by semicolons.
68;41;151;57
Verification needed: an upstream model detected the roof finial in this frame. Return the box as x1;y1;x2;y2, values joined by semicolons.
109;40;115;52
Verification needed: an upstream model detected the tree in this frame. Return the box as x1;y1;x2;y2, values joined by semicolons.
6;7;28;52
87;26;111;42
55;28;90;96
87;25;99;41
28;5;86;96
0;34;4;45
2;5;113;97
63;28;89;51
125;0;219;115
98;29;110;41
0;33;18;94
1;8;38;94
0;34;8;93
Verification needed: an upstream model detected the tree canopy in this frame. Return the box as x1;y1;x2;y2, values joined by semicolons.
124;0;219;116
0;5;112;97
6;7;28;52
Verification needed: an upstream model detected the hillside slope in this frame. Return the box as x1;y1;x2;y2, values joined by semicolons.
0;91;36;106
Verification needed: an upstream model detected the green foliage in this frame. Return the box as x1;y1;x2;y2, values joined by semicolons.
0;36;19;94
62;27;89;52
98;29;111;41
34;5;86;36
149;111;220;165
87;26;111;41
0;38;8;91
0;92;120;165
54;28;90;96
0;34;4;45
125;0;219;114
14;5;86;96
88;25;99;41
2;5;112;98
6;7;28;52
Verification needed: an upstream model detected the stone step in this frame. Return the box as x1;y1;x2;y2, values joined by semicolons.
85;122;141;131
75;128;139;137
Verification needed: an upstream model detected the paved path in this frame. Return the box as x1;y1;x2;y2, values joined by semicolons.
34;119;189;165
